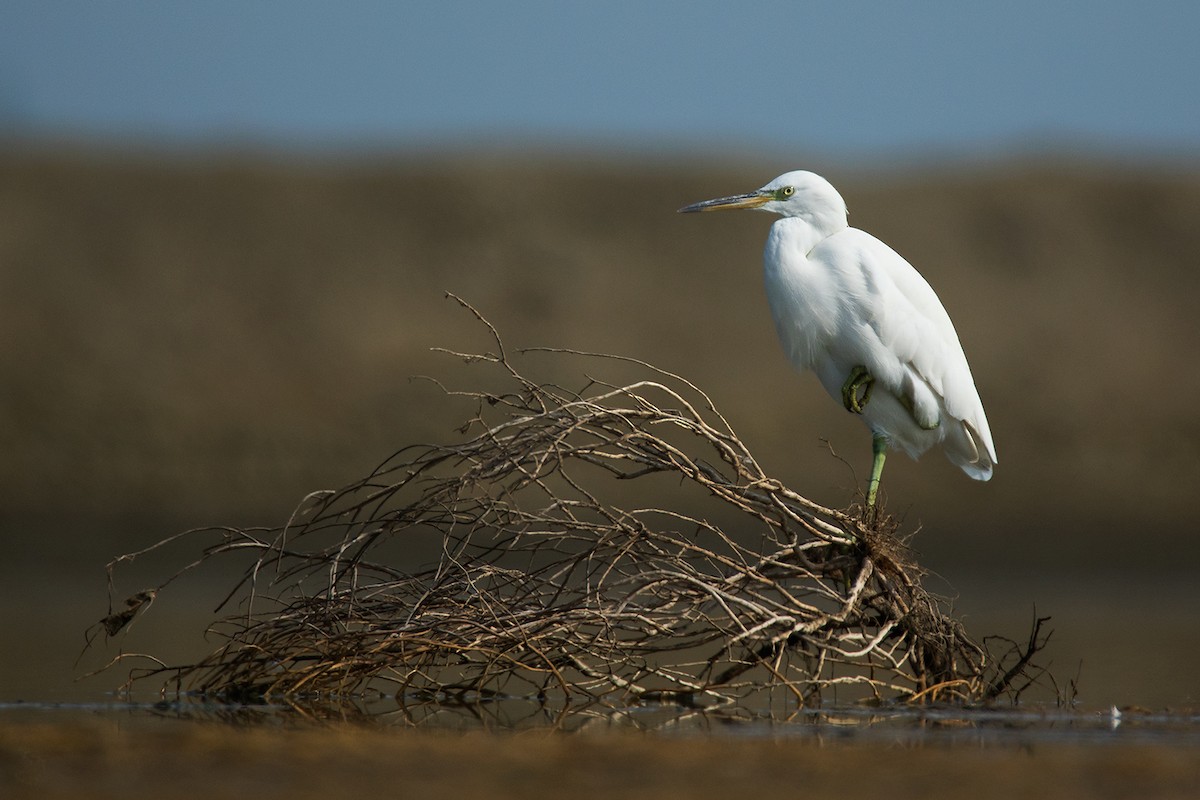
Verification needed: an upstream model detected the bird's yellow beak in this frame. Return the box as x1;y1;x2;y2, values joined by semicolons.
677;191;770;214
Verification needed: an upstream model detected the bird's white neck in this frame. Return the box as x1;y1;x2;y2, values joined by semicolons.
766;214;845;258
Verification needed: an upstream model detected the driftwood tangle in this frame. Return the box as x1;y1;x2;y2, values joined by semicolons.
100;297;1047;710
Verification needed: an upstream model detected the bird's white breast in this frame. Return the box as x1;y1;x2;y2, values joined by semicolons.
761;217;842;371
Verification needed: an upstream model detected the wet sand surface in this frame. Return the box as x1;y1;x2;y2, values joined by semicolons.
2;707;1199;800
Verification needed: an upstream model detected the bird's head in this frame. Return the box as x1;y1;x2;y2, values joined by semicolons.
678;170;848;232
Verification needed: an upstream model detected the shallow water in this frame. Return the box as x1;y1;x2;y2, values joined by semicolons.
3;562;1199;800
4;520;1199;800
5;696;1200;745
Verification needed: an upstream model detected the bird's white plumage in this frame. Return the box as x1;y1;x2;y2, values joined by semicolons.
683;170;996;482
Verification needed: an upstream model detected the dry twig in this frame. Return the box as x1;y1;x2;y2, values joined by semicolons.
95;296;1046;709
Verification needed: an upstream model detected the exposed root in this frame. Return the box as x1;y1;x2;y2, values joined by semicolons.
92;296;1049;709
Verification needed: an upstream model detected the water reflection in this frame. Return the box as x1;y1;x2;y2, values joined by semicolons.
30;694;1191;747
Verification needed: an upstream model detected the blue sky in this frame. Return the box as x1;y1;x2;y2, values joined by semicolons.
3;1;1198;160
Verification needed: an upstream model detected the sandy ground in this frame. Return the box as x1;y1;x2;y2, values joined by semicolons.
2;713;1199;800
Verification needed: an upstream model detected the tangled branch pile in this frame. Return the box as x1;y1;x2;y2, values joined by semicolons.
100;301;1045;709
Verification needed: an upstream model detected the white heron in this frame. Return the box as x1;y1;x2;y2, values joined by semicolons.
679;170;996;512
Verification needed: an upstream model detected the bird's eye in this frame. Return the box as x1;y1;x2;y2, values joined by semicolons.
777;186;795;199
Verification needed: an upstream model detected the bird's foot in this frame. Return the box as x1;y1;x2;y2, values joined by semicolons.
841;365;874;414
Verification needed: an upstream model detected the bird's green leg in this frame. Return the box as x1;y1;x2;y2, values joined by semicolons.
841;365;874;414
866;433;888;515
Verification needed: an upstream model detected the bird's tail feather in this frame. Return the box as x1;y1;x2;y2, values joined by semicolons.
945;419;995;481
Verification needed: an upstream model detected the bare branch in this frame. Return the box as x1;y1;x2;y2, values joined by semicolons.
93;302;1049;709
